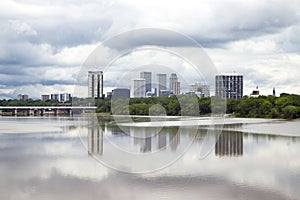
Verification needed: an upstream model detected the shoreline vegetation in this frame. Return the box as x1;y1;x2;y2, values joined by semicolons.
1;93;300;119
94;93;300;119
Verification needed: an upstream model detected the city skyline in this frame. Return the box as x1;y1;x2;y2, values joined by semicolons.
1;2;299;199
0;0;299;100
8;70;273;100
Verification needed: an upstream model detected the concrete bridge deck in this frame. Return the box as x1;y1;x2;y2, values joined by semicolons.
0;106;97;116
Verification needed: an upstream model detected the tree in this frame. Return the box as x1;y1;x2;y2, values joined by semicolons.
282;106;300;119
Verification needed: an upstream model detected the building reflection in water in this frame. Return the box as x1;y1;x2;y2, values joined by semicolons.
131;127;153;153
87;123;182;155
88;125;103;156
111;126;130;136
129;126;180;153
157;130;167;150
169;127;180;151
215;131;243;157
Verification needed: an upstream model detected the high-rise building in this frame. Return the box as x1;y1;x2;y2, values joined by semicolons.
41;95;50;101
215;73;243;100
88;71;103;98
189;83;210;98
50;94;59;101
156;73;167;97
169;73;180;95
59;93;72;102
49;93;72;102
112;88;130;99
17;94;28;100
140;72;152;93
131;78;146;98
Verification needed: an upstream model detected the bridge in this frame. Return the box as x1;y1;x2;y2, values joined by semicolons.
0;106;97;116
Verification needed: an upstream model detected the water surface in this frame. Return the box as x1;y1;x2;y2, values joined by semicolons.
0;116;299;200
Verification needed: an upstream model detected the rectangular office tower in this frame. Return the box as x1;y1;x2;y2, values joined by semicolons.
131;78;146;98
88;71;104;98
169;73;180;95
112;88;130;99
140;72;152;92
156;73;167;97
215;73;243;100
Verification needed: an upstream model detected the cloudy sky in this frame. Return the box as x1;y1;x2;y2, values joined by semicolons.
0;0;300;99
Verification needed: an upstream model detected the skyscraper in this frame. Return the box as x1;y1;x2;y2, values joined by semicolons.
189;82;210;98
131;78;146;98
17;94;28;101
112;88;130;99
156;73;167;97
215;73;243;100
169;73;180;95
88;71;103;98
140;72;152;93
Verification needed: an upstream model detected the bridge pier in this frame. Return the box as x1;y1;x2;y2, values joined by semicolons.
27;109;34;116
68;109;73;116
40;109;44;116
0;109;2;116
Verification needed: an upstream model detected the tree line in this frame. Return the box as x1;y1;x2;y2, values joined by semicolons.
0;99;70;106
1;93;299;119
227;93;300;119
96;93;300;119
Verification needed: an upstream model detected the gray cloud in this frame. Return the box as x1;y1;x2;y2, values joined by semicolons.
0;0;300;98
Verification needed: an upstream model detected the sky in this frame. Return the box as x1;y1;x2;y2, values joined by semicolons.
0;0;300;99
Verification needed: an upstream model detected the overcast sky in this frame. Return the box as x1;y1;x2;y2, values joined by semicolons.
0;0;300;99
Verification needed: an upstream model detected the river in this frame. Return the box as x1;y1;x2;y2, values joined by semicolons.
0;116;300;200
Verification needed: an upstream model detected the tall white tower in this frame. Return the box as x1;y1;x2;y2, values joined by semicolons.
88;71;103;98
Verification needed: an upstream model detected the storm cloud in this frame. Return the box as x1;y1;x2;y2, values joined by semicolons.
0;0;299;98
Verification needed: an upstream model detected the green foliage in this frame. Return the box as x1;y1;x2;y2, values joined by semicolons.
226;98;238;114
2;93;300;119
233;94;300;119
198;97;211;115
282;106;300;119
0;99;60;106
95;98;111;113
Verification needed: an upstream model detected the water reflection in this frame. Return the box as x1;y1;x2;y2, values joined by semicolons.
87;123;183;155
131;127;153;152
1;117;300;199
215;131;243;157
86;122;245;157
111;126;130;136
169;127;180;151
88;125;103;155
